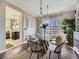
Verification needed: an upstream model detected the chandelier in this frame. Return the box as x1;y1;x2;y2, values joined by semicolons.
39;0;43;18
39;0;50;40
39;0;49;17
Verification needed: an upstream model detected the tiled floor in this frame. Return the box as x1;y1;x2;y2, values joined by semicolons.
0;42;78;59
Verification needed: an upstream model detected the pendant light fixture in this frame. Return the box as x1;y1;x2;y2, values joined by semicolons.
39;0;49;40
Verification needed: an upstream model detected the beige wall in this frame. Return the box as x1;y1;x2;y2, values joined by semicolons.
36;18;43;37
48;10;75;19
60;11;75;19
0;0;6;51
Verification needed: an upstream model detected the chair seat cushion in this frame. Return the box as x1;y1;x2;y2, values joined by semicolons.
50;41;56;45
52;38;56;41
48;44;56;52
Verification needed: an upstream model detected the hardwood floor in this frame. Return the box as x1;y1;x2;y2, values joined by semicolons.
0;42;78;59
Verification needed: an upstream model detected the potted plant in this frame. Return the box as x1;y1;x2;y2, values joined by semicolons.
61;18;75;46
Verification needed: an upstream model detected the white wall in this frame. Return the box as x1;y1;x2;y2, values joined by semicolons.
0;0;5;51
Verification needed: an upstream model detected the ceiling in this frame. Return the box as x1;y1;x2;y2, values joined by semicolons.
7;0;78;17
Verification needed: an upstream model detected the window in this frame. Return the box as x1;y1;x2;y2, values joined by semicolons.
44;17;61;40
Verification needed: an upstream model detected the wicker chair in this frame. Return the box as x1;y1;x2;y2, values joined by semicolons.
29;42;43;59
49;41;65;59
39;39;49;54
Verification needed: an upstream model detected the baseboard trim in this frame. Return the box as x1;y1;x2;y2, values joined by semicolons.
0;41;28;54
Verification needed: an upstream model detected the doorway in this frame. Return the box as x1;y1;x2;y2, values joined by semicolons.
6;6;23;49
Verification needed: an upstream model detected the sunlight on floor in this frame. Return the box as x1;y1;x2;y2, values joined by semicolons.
6;39;23;49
